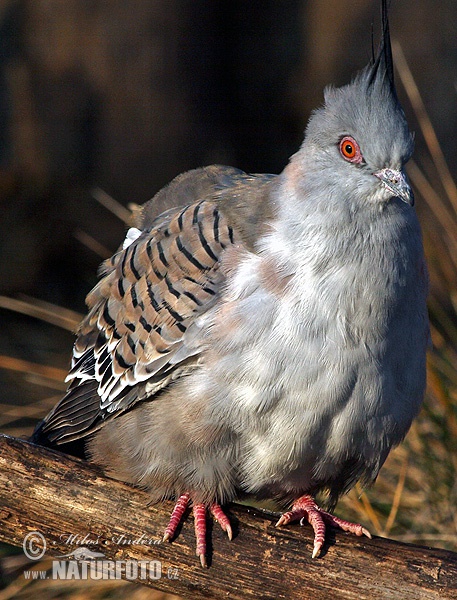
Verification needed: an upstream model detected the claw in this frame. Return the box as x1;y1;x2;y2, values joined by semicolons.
311;542;322;559
276;494;371;558
275;510;298;527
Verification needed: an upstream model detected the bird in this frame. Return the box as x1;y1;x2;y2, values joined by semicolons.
32;1;429;567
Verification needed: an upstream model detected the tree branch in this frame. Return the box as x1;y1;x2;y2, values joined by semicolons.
0;434;455;599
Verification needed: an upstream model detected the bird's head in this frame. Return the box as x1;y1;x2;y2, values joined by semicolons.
296;1;414;210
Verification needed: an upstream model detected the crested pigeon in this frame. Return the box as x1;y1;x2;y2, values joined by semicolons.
32;1;429;566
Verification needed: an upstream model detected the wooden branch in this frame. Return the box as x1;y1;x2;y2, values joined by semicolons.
0;434;455;599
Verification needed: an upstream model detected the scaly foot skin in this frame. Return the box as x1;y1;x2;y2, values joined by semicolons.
276;494;371;558
162;493;232;567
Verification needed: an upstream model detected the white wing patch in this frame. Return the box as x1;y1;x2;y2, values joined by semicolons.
122;227;142;249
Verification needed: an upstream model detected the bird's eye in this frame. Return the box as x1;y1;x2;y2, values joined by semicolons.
339;136;363;164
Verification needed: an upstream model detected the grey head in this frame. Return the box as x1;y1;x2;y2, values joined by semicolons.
298;0;414;210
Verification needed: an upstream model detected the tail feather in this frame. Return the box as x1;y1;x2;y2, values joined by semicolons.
30;379;102;449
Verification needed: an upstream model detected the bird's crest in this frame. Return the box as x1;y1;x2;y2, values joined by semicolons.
366;0;396;96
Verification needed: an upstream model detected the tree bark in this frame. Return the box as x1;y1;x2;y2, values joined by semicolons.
0;434;455;599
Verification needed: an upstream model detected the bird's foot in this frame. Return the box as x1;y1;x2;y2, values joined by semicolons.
162;493;232;567
275;494;371;558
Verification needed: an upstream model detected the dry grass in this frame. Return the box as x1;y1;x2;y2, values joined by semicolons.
0;42;456;598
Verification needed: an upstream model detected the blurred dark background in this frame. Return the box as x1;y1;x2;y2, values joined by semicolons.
1;1;457;595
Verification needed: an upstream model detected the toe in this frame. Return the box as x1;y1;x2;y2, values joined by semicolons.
193;503;208;567
211;504;233;540
320;510;372;538
163;492;191;542
303;507;326;558
276;508;307;527
163;495;233;566
276;494;370;558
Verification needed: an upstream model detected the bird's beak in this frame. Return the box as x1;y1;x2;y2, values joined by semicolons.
374;168;414;206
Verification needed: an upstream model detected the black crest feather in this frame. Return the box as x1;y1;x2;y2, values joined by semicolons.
368;0;396;94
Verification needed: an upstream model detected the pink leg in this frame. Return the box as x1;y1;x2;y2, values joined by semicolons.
162;492;191;542
211;503;233;540
162;493;232;567
276;494;371;558
193;503;208;567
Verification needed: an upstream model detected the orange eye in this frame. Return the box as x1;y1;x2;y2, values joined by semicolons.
339;136;363;163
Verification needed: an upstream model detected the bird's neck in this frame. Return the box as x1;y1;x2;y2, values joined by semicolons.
260;159;415;283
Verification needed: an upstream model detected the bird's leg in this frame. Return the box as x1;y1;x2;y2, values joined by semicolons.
162;492;191;542
162;493;232;567
276;494;371;558
210;503;233;540
193;503;233;567
193;503;208;567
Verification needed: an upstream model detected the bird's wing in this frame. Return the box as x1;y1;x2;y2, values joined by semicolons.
36;198;236;443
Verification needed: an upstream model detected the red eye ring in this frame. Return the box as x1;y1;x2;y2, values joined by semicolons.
339;136;363;164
